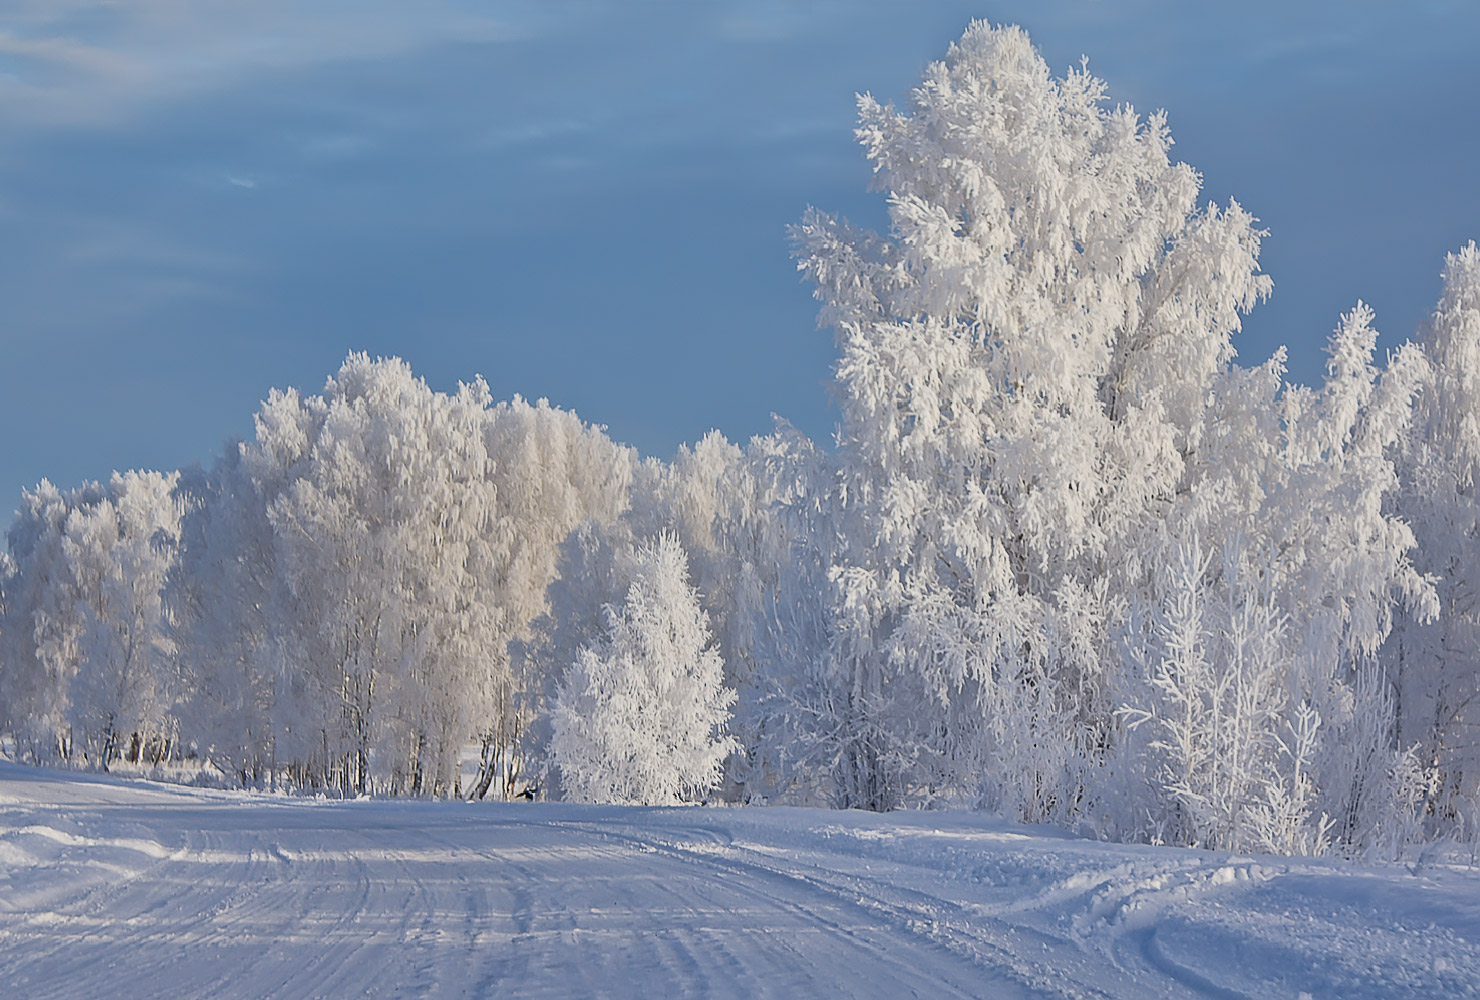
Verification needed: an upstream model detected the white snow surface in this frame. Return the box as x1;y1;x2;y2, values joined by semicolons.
1;762;1477;999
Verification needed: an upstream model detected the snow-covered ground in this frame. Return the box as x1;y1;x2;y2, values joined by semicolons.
1;762;1476;999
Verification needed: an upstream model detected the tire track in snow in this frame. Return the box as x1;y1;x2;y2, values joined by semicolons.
457;813;1010;999
546;816;1090;998
0;815;218;998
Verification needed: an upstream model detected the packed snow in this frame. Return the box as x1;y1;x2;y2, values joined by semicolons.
2;762;1477;999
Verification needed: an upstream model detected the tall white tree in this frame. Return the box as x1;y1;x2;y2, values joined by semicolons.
792;21;1270;813
1388;241;1480;836
0;547;19;754
725;426;843;805
1;480;91;760
549;533;737;805
2;475;184;769
61;470;183;768
469;394;634;799
243;355;510;795
1;474;182;769
169;451;281;787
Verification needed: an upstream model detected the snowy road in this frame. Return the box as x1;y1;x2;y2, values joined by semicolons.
2;763;1478;999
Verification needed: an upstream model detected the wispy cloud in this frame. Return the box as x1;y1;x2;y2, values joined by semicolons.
0;28;147;82
0;1;527;129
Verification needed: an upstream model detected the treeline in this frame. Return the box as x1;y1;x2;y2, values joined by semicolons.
3;23;1478;857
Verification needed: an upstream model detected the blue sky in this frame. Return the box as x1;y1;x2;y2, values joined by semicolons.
2;1;1478;516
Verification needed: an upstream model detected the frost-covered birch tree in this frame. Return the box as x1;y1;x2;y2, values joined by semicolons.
521;424;838;804
466;394;634;799
62;470;183;768
169;450;281;787
1;473;182;769
1388;242;1480;838
792;21;1270;813
1;480;92;760
1115;300;1435;855
242;355;512;795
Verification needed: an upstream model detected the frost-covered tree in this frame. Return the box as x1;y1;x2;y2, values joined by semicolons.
169;451;280;786
724;426;843;805
241;355;512;794
1265;306;1433;856
549;533;737;805
1;480;91;760
1115;301;1434;855
1388;242;1480;836
1;473;181;769
1118;536;1330;854
61;470;183;767
0;548;18;754
467;393;633;799
792;21;1270;813
605;431;808;800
